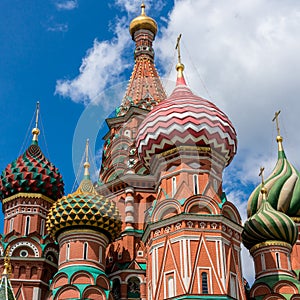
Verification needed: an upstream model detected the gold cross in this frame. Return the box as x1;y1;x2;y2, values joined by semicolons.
272;110;281;136
175;33;182;65
259;166;265;186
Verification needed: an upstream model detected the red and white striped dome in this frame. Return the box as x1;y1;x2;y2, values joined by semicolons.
136;74;237;168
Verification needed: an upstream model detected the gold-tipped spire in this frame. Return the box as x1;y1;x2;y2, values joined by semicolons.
129;2;157;38
272;110;283;151
259;166;268;199
83;139;90;178
2;246;12;278
32;101;40;144
175;34;187;86
141;2;146;16
175;33;185;76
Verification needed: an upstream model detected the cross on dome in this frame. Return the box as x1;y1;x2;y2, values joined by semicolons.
32;101;40;144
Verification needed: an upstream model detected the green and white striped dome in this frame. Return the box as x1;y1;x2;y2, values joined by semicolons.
247;136;300;218
242;194;298;250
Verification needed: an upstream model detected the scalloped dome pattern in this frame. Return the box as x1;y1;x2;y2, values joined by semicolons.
46;179;122;241
247;150;300;218
136;84;237;167
242;200;298;250
0;144;64;200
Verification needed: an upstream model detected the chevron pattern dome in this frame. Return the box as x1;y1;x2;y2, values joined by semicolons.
136;84;237;167
242;200;298;250
0;143;64;201
46;179;122;241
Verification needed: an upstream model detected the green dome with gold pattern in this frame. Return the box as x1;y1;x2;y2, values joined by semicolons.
242;193;298;250
46;159;122;241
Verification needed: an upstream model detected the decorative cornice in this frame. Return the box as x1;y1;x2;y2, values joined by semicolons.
250;240;292;254
2;193;55;205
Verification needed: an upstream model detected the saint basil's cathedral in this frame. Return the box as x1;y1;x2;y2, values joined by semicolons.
0;4;300;300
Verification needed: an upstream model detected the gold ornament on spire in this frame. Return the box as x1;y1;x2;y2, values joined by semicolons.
84;139;90;177
175;33;185;77
129;2;158;38
2;246;12;278
32;101;40;143
259;166;268;199
272;110;283;151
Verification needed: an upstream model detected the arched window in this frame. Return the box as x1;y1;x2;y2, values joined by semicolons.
127;277;140;299
201;272;208;294
25;216;30;236
66;243;70;261
193;174;199;195
172;177;176;197
83;242;88;260
40;219;45;236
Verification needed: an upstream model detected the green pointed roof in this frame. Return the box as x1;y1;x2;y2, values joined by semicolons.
247;136;300;218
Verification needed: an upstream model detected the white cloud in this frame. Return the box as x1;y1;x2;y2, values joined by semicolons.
55;0;78;11
55;17;130;105
154;0;300;284
47;23;68;32
155;1;300;173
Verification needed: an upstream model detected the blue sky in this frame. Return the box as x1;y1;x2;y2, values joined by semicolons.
1;0;300;284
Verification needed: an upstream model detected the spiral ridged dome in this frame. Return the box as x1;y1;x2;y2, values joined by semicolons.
129;3;157;38
247;138;300;218
0;143;64;201
242;199;298;250
46;176;122;241
136;79;237;168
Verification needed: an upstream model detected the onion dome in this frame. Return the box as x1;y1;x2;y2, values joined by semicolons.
247;129;300;218
136;60;237;168
242;186;298;250
46;141;122;241
0;103;64;201
129;3;157;38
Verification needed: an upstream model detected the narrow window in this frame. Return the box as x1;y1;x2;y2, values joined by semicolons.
193;174;199;195
83;242;88;260
230;273;237;298
25;216;30;236
99;246;102;263
66;243;70;261
40;219;45;236
201;272;208;294
261;253;266;271
172;177;176;197
9;218;14;232
168;276;175;298
276;252;281;268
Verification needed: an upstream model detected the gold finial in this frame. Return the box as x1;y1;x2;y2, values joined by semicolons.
83;139;90;177
175;33;185;76
272;110;283;151
3;246;12;277
259;167;268;199
141;2;146;16
32;101;40;143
